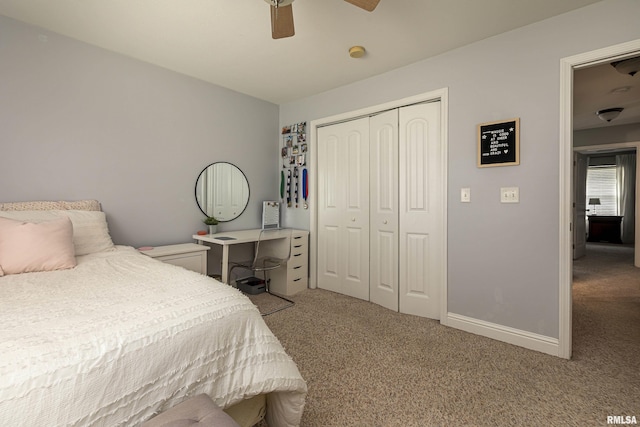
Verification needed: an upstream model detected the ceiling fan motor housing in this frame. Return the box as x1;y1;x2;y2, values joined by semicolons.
265;0;379;40
264;0;294;6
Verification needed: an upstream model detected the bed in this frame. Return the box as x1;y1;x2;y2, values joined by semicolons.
0;200;306;426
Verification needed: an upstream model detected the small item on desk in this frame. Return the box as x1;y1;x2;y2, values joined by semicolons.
138;246;154;251
196;230;207;235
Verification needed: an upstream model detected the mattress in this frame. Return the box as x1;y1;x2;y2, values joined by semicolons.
0;246;306;426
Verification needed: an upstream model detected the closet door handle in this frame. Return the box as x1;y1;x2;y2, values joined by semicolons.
351;217;356;222
383;220;388;224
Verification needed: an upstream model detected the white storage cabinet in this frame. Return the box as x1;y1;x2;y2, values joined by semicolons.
269;230;309;296
141;243;210;275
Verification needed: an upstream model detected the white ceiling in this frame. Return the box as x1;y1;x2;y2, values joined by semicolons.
2;0;638;131
574;58;640;130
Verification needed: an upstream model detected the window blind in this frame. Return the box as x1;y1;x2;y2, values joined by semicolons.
586;165;617;216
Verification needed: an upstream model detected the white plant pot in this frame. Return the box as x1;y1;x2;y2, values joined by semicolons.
208;224;218;234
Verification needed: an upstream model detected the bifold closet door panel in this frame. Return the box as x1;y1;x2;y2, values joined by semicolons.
399;101;442;319
369;109;399;312
317;117;370;301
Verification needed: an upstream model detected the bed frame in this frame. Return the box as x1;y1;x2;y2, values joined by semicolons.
0;200;272;427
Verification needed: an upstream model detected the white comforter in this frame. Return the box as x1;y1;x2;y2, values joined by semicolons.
0;246;306;426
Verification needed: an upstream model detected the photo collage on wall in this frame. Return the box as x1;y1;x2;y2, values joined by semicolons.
280;122;308;209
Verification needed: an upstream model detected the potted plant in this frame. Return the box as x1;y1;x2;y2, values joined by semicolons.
203;216;219;234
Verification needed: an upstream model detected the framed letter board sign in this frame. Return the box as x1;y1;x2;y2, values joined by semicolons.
477;118;520;167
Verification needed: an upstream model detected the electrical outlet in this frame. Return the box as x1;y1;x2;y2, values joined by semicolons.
461;188;471;203
500;187;519;203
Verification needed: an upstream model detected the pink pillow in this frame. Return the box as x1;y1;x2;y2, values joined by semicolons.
0;216;76;276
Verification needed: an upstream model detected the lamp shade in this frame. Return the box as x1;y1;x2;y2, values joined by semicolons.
588;198;601;205
611;57;640;76
596;108;624;122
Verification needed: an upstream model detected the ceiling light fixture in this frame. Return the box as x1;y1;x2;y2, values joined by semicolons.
610;86;632;94
611;57;640;76
596;107;624;122
349;46;366;58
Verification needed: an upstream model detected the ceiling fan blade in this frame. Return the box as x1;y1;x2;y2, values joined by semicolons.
344;0;380;12
271;4;295;39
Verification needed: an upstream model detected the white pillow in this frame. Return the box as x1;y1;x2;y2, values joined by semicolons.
0;210;115;256
0;216;76;276
59;210;115;255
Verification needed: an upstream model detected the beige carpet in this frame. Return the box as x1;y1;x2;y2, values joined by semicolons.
255;243;639;426
245;291;295;316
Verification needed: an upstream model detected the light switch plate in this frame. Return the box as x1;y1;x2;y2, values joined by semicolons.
461;188;471;203
501;187;519;203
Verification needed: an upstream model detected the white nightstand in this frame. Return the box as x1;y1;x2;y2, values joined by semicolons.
140;243;210;275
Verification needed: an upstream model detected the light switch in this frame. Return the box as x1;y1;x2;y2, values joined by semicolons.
501;187;519;203
461;188;471;203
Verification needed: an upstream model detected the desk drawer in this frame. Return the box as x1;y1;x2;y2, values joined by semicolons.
289;251;307;268
291;237;307;253
287;263;308;292
288;262;307;279
288;275;308;291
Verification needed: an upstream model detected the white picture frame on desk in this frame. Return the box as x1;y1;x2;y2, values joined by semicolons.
262;201;280;229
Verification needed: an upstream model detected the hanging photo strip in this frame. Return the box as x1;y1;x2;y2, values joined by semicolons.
280;121;308;209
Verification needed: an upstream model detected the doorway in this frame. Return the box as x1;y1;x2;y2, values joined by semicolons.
559;39;640;359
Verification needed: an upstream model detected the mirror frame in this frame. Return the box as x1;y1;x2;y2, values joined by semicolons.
195;162;250;222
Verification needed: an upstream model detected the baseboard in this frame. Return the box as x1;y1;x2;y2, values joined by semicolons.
446;313;560;357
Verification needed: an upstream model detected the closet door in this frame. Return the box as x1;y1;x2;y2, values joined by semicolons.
399;102;442;319
317;118;370;301
369;110;399;311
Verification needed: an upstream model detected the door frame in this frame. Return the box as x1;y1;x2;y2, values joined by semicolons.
559;39;640;359
309;88;449;321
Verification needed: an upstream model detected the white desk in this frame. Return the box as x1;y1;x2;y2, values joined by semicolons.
193;228;307;285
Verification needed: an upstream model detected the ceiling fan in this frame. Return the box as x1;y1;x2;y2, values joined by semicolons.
265;0;381;39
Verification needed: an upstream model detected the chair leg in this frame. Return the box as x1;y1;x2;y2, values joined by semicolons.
260;271;295;316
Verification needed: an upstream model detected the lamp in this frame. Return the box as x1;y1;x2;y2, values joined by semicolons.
596;108;624;122
611;57;640;76
589;197;601;215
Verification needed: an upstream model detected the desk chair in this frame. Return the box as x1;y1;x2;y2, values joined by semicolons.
228;229;295;315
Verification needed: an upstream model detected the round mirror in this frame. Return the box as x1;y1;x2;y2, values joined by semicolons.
195;162;250;222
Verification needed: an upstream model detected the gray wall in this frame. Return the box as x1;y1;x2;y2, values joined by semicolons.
279;0;640;339
575;123;640;147
0;16;279;248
